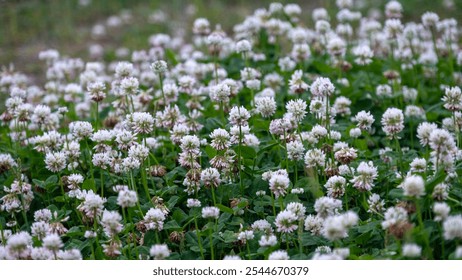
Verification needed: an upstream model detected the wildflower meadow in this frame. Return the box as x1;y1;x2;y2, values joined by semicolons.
1;0;462;260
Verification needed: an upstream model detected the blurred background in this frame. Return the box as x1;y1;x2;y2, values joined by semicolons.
1;0;461;80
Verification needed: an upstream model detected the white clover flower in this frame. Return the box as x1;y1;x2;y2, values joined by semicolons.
252;219;272;232
0;153;17;172
442;86;462;111
209;83;231;103
229;106;251;126
87;81;106;102
151;60;168;74
101;210;123;237
193;18;210;35
433;202;450;222
385;1;403;18
353;45;373;65
31;221;50;240
355;110;375;130
34;209;52;222
210;128;231;150
443;215;462;240
269;173;290;198
150;244;170;260
278;57;296;72
127;144;149;161
402;175;425;198
42;233;63;252
315;20;331;34
351;161;378;191
454;246;462;259
6;231;32;259
236;39;252;53
237;230;255;243
117;189;138;208
30;247;53;260
325;175;346;198
333;96;352;116
382;207;408;230
322;211;358;241
312;8;329;21
275;210;298;233
144;208;166;231
259;234;278;247
286;202;306;220
310;77;335;98
57;249;82;260
223;255;241;260
186;198;201;208
314;197;343;218
304;215;324;235
200;167;221;187
286;141;305;161
381;107;404;138
120;77;139;95
429;128;456;153
45;151;67;173
288;70;308;94
202;206;220;219
367;194;385;214
115;62;134;78
416;122;438;147
422;12;439;28
304;148;326;168
385;19;403;38
268;250;289;260
255;96;277;118
402;243;422;258
327;37;346;57
286;99;307;123
127;112;154;134
69;121;93;140
410;158;427;173
77;190;106;220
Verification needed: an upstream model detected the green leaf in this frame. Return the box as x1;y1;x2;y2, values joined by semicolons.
301;232;328;246
205;145;217;159
164;220;182;230
425;170;446;194
54;196;66;203
216;204;233;214
165;48;178;65
167;196;179;209
82;178;96;191
388;188;404;200
33;179;45;188
144;231;157;247
239;146;256;159
222;230;237;243
45;175;58;185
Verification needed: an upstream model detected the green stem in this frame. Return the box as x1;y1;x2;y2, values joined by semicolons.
95;101;99;131
159;73;166;106
298;219;303;255
415;199;431;258
85;140;96;192
209;227;215;260
270;191;276;216
238;125;243;194
121;208;130;259
246;242;252;260
100;170;104;198
211;186;217;206
194;216;205;260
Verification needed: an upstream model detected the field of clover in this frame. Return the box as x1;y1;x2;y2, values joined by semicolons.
1;0;462;260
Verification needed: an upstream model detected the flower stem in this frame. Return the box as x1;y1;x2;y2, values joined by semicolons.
194;216;205;260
